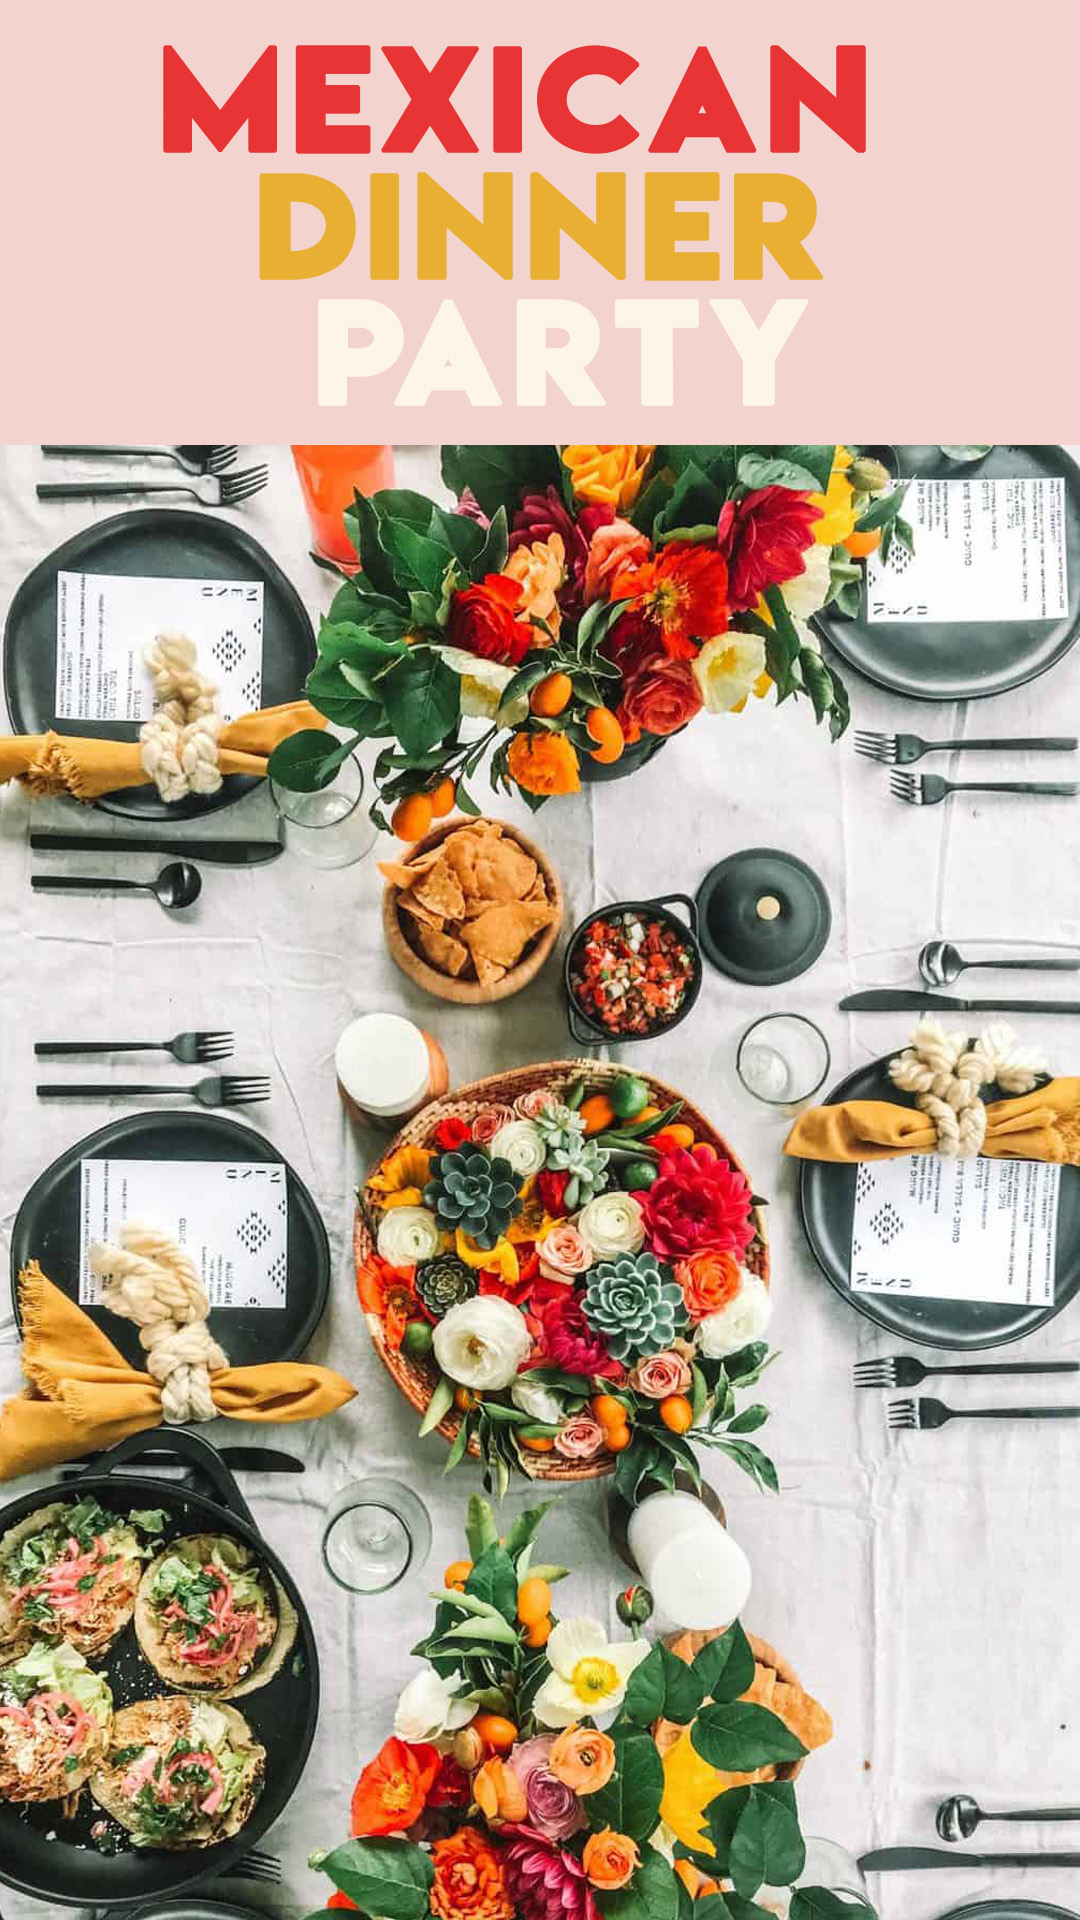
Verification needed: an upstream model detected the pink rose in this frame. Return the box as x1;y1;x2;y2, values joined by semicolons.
471;1104;516;1145
515;1088;557;1121
584;518;651;605
538;1223;593;1282
554;1415;607;1461
628;1350;693;1399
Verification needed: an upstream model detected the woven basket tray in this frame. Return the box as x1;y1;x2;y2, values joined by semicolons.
655;1628;806;1782
355;1059;770;1484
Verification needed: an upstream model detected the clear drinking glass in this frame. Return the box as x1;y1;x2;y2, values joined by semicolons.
736;1013;831;1108
270;751;376;869
796;1838;868;1900
321;1477;432;1595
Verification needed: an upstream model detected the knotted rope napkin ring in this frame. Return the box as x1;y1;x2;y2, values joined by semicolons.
139;633;223;803
90;1220;228;1424
887;1016;1046;1158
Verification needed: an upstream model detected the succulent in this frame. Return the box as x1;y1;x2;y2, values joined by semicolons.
534;1102;586;1159
581;1252;685;1363
423;1149;523;1251
415;1252;478;1318
545;1133;610;1210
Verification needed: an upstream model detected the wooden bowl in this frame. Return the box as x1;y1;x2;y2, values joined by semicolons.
355;1060;769;1483
656;1628;808;1782
382;816;564;1005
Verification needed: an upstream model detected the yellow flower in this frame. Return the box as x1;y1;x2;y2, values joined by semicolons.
808;446;856;546
505;1177;556;1245
369;1145;433;1207
661;1723;774;1855
692;635;768;715
502;535;565;638
455;1230;520;1287
561;446;655;512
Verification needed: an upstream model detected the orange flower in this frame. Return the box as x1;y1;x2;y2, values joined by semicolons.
562;445;654;511
674;1249;743;1323
582;1829;640;1890
507;731;580;797
356;1255;419;1351
549;1725;616;1795
611;542;729;660
503;534;566;637
473;1754;528;1824
431;1825;514;1920
350;1736;440;1836
584;519;651;605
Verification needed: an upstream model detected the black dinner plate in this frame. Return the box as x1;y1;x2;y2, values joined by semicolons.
798;1054;1080;1349
933;1904;1079;1920
10;1109;330;1366
2;507;315;819
812;444;1080;701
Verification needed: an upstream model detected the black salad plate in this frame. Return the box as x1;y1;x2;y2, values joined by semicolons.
812;445;1080;701
931;1905;1080;1920
10;1109;330;1366
3;508;315;819
798;1054;1080;1349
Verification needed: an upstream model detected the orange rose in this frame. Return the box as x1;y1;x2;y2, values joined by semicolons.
675;1249;743;1322
562;445;654;511
507;731;580;797
582;1829;640;1890
503;534;566;637
584;519;651;605
548;1725;616;1795
473;1755;528;1825
431;1826;514;1920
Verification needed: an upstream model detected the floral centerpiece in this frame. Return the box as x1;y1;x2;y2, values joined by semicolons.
308;1496;869;1920
268;445;908;829
356;1064;775;1504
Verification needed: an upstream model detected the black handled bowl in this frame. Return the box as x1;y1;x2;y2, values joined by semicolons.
563;892;703;1047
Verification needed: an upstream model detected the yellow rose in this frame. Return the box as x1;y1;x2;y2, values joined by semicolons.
692;634;767;715
808;446;856;546
502;533;566;637
561;445;655;511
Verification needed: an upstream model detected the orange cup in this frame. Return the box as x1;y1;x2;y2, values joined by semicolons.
291;444;396;570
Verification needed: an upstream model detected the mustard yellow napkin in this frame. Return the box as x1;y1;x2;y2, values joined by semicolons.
0;1264;356;1480
0;701;325;802
783;1076;1080;1165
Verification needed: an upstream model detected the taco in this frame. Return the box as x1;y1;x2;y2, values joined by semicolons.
135;1534;295;1698
0;1498;161;1659
89;1695;265;1848
0;1639;113;1803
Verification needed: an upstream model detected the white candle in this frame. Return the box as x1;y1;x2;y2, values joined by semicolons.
627;1490;752;1630
335;1013;432;1122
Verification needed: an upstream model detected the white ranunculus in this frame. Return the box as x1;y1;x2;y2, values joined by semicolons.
394;1664;475;1743
490;1119;546;1180
511;1376;564;1424
780;540;832;620
697;1273;772;1358
376;1205;442;1265
433;1296;532;1391
576;1191;645;1259
692;634;767;715
438;646;529;724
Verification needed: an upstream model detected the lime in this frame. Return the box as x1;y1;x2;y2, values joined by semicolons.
622;1158;659;1191
610;1075;650;1120
401;1320;434;1359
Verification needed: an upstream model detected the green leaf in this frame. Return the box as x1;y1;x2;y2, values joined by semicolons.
737;450;831;493
587;1728;665;1842
596;1845;680;1920
760;586;802;700
374;489;438;530
419;1376;454;1437
654;463;722;544
379;648;461;756
331;575;413;638
317;1837;434;1920
692;1701;807;1773
441;445;564;523
691;1621;756;1703
266;729;357;794
444;1614;520;1645
503;1502;553;1561
343;491;402;599
724;1894;785;1920
854;483;908;534
799;648;835;725
710;1782;806;1899
716;1438;780;1495
726;1404;769;1436
379;517;461;598
791;1894;875;1920
465;1543;518;1622
624;1643;706;1726
465;1494;498;1562
475;504;510;577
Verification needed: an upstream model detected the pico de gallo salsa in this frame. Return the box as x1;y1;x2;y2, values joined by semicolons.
570;909;696;1035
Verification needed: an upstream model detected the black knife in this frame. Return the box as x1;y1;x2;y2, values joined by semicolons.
841;989;1080;1015
31;832;283;866
860;1846;1080;1870
60;1446;304;1476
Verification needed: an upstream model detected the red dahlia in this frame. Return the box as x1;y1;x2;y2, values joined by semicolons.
501;1834;600;1920
639;1147;755;1260
715;485;823;613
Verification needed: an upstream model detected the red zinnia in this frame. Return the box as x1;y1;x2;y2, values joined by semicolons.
532;1292;624;1380
434;1116;473;1150
446;574;529;665
639;1147;755;1260
716;486;822;613
611;541;728;659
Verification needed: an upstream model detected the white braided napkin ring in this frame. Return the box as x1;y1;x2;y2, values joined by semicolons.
139;633;223;804
90;1219;229;1424
888;1016;1046;1158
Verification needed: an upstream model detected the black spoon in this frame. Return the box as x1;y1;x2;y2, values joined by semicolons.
31;860;202;910
937;1793;1080;1840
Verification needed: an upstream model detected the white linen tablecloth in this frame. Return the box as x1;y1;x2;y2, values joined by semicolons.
1;444;1079;1920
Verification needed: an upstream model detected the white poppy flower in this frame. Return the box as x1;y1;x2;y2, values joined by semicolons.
376;1205;442;1265
393;1664;475;1743
433;1296;532;1391
490;1119;546;1180
697;1274;772;1358
438;646;529;724
511;1376;564;1425
532;1616;650;1729
576;1191;645;1259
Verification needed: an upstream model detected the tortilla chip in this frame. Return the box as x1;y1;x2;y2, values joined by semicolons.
463;900;556;970
411;854;466;921
378;848;442;888
445;832;537;908
417;922;469;977
473;952;507;990
772;1679;833;1753
523;872;549;904
397;889;444;930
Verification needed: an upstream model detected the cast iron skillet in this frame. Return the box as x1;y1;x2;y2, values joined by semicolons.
563;893;703;1047
0;1429;319;1909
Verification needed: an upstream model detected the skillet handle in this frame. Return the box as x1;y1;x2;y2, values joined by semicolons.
84;1429;256;1527
565;996;606;1049
648;891;699;938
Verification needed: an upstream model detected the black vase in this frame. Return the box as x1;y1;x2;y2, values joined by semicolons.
578;730;672;785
